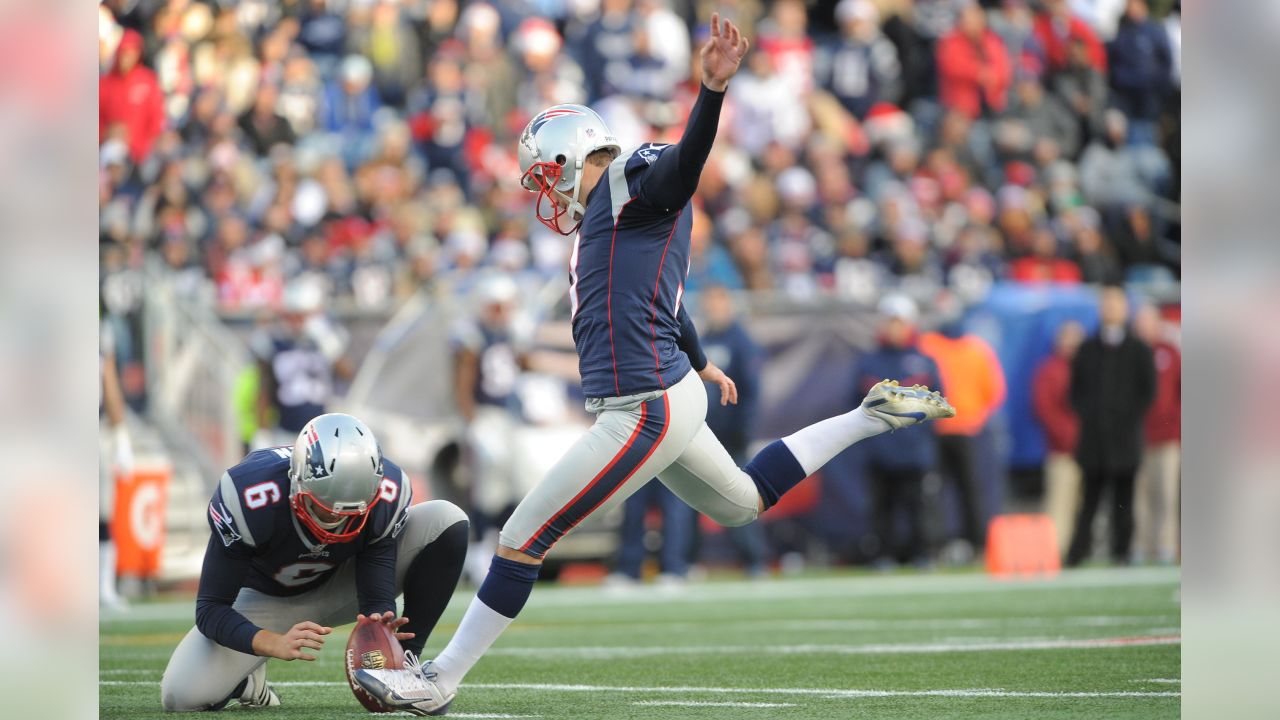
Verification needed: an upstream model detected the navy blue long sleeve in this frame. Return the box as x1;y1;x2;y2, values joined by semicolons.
194;534;261;656
638;84;726;212
677;305;708;371
355;535;398;617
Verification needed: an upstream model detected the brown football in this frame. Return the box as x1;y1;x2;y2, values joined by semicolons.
344;616;407;713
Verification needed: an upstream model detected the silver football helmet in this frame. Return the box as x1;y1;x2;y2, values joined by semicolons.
288;413;385;544
518;104;620;235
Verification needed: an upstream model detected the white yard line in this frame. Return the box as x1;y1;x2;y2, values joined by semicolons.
100;679;1181;699
98;634;1180;672
1134;678;1181;684
633;701;797;708
482;635;1181;658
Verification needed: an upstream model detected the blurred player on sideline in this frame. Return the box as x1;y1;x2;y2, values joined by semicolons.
354;15;953;714
251;281;353;449
451;273;535;584
692;284;769;577
100;312;133;609
160;414;468;711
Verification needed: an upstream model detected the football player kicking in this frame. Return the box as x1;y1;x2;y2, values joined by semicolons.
354;13;954;715
160;413;468;711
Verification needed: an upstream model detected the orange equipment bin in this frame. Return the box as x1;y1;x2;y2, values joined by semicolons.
111;465;172;578
985;513;1061;578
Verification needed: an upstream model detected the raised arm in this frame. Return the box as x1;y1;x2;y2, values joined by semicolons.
638;14;749;212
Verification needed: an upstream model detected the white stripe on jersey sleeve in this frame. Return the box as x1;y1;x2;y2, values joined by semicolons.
608;148;638;225
218;472;257;547
375;467;414;543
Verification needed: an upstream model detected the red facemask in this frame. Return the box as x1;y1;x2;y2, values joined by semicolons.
522;161;580;236
291;491;379;544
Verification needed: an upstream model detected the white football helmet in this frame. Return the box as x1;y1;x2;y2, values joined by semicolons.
518;104;621;235
288;413;385;544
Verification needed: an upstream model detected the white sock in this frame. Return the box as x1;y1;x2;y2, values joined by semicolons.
430;597;513;693
781;407;888;475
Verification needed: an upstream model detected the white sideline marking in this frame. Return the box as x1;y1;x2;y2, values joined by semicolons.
99;568;1181;622
634;701;796;708
483;635;1181;658
99;680;1179;699
450;715;540;719
1134;678;1181;684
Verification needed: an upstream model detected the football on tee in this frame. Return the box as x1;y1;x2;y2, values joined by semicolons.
345;616;406;713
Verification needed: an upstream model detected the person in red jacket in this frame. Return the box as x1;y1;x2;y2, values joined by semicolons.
1032;320;1085;554
99;28;165;164
937;1;1013;120
1009;226;1084;284
1033;0;1107;74
1132;304;1180;564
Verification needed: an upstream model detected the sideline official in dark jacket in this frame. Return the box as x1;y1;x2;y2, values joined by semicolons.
1066;285;1155;565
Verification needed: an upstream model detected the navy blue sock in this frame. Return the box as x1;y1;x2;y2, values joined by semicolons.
745;440;809;511
476;555;541;619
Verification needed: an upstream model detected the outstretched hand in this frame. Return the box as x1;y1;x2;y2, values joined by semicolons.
701;12;750;92
698;361;739;406
358;611;416;642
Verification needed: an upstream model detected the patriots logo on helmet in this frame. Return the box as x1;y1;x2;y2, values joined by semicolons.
530;107;583;135
305;425;330;479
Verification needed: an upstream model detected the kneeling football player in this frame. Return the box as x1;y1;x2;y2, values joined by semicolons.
160;413;468;711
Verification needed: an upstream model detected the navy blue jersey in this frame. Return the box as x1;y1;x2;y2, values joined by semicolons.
255;332;331;433
196;447;412;654
570;86;725;398
702;321;764;459
450;317;534;409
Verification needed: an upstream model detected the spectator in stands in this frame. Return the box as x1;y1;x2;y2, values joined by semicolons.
1033;0;1107;74
994;73;1080;163
1008;225;1082;283
1107;0;1173;145
1032;320;1085;554
693;285;770;577
1065;285;1155;566
348;0;422;108
1079;109;1171;211
237;82;296;157
99;28;165;164
816;0;903;120
919;307;1007;555
854;294;943;568
1051;36;1109;147
321;54;382;165
936;1;1013;119
1132;304;1180;564
1071;223;1122;283
988;0;1046;95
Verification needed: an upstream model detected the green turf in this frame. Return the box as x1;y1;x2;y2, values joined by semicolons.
100;566;1180;719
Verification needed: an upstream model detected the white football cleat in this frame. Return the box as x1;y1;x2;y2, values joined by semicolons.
355;651;455;716
238;663;281;707
860;379;955;431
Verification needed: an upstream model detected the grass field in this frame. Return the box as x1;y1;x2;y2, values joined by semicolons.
101;566;1180;719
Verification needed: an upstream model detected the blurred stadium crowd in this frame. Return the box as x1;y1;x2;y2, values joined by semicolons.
99;0;1179;312
98;0;1181;585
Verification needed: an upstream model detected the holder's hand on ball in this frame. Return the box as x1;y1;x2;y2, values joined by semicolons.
357;611;415;642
